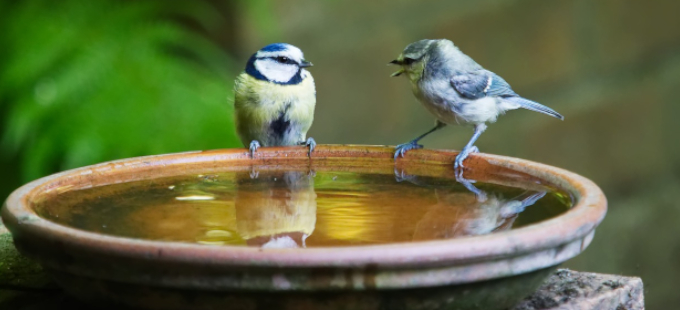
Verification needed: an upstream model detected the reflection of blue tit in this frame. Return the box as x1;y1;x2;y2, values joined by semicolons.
235;171;317;249
390;39;563;169
234;43;317;157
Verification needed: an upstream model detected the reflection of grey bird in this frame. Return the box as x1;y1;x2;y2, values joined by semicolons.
394;168;545;239
412;188;545;240
390;39;563;169
235;171;317;248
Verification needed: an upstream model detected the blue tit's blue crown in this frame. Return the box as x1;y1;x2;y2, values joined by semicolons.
260;43;289;52
244;43;306;85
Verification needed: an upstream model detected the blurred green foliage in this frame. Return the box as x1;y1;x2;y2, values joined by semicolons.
0;0;240;182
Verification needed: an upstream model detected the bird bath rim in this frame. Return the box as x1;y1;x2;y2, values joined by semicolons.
1;145;606;290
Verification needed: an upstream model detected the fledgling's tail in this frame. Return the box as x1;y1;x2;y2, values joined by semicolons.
505;97;564;120
499;191;547;218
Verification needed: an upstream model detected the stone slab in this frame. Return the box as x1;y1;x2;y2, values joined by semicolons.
0;219;53;290
512;269;644;310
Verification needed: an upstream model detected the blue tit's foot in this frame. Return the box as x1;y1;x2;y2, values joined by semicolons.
303;137;316;157
394;141;423;159
453;145;479;170
249;140;261;158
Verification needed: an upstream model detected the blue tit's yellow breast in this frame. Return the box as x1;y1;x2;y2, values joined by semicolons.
233;71;316;145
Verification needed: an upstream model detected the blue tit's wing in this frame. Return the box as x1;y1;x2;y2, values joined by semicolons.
450;70;517;100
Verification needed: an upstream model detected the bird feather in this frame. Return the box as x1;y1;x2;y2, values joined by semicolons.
234;73;315;146
450;70;516;100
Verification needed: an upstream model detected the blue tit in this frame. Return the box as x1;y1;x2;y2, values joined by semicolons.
389;39;563;169
234;43;316;157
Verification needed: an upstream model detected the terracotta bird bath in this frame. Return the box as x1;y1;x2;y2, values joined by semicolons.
1;145;606;310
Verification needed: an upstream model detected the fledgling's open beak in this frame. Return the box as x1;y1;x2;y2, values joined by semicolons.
300;60;313;68
389;59;404;77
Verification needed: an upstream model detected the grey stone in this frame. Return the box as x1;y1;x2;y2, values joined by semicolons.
512;269;644;310
0;219;53;290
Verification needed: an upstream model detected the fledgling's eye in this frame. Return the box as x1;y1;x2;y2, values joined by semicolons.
403;58;415;65
276;56;289;63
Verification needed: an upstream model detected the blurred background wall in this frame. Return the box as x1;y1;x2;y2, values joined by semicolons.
1;0;679;308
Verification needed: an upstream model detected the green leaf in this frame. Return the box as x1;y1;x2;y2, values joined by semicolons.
0;0;241;182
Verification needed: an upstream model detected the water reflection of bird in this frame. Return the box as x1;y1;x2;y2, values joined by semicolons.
389;39;563;169
395;169;545;240
235;171;317;248
234;43;317;157
412;187;545;240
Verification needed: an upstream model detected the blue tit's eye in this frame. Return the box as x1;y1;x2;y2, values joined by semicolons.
276;56;289;63
403;58;415;65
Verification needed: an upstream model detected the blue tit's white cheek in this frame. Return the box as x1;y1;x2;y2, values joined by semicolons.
254;59;299;83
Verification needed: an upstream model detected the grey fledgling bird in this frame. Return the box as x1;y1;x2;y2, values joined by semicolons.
390;39;563;169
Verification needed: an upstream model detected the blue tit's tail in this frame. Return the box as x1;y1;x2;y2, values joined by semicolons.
505;96;564;120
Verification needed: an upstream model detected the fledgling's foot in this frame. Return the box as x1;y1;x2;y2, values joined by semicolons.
453;145;479;169
454;167;487;201
394;141;423;159
303;137;316;157
249;140;261;158
393;167;416;183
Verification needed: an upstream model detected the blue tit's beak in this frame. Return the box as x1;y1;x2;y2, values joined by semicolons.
300;60;313;68
389;59;404;77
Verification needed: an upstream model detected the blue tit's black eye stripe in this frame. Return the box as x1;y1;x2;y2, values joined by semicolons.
403;58;415;65
268;56;298;65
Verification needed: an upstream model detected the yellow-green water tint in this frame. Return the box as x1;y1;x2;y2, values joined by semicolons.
34;170;571;248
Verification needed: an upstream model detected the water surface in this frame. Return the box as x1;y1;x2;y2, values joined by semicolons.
35;169;571;248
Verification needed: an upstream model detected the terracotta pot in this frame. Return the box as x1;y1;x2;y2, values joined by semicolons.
1;145;607;310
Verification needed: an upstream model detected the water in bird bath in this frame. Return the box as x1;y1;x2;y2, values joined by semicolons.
33;169;571;248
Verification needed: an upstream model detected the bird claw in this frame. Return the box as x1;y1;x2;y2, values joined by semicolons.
453;145;479;169
393;167;408;182
394;168;405;182
454;166;465;181
249;140;261;158
455;168;487;201
304;137;316;157
394;141;423;159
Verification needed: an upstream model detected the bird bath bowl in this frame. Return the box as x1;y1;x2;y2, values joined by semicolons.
2;145;606;310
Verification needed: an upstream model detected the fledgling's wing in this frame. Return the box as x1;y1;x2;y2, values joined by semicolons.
451;70;564;120
450;70;517;100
